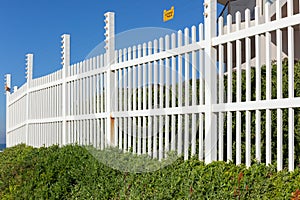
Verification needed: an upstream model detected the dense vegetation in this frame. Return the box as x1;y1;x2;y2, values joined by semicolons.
1;144;300;199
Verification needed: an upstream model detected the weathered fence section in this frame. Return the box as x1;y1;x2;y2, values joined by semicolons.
5;1;300;171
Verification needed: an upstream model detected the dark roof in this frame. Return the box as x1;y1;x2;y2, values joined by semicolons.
218;0;228;5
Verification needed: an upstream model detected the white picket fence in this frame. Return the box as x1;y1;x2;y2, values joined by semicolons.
5;1;300;171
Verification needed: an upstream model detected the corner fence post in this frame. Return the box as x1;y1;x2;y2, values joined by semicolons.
104;12;116;147
25;54;33;146
204;0;217;163
5;74;11;147
61;34;70;146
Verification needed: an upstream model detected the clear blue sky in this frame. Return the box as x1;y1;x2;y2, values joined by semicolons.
0;0;223;144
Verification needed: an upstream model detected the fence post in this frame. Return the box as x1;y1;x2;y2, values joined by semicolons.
204;0;217;163
25;54;33;145
61;34;70;145
5;74;11;147
104;12;116;146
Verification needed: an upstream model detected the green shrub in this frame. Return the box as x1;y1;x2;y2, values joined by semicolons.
1;144;300;199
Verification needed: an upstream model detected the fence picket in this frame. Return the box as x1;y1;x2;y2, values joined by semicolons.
138;44;142;155
101;118;104;150
288;0;295;171
245;9;251;167
118;50;123;150
265;3;272;166
218;18;224;161
178;30;183;156
191;26;196;156
255;6;261;163
165;35;170;154
184;27;190;160
153;40;158;158
114;51;119;147
128;47;132;151
199;23;204;161
142;43;147;154
159;38;164;160
235;12;242;165
171;33;176;152
227;14;233;162
133;45;137;154
89;74;92;114
276;1;283;171
124;48;128;151
147;42;153;157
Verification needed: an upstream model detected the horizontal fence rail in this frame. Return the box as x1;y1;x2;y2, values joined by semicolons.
5;1;300;171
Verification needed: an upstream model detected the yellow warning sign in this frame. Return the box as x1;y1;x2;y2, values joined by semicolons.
163;6;174;22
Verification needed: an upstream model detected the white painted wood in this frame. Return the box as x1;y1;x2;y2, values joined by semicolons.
265;3;272;166
70;82;73;117
165;36;170;109
97;119;100;148
83;119;87;146
113;72;119;148
138;44;142;155
159;37;164;160
177;30;183;156
84;77;87;115
184;28;190;108
119;50;123;112
124;48;128;151
101;118;104;150
199;23;204;161
255;6;261;163
114;66;119;146
83;74;88;116
147;41;153;157
235;12;242;165
148;116;152;157
87;120;91;145
218;16;224;161
89;74;93;114
288;0;294;17
165;35;170;154
124;116;128;151
128;47;132;150
288;0;295;171
227;14;233;162
101;74;105;113
191;26;196;157
153;39;158;159
96;70;99;115
276;0;283;171
171;33;176;152
93;119;97;147
184;28;190;160
118;51;123;149
147;42;152;110
142;43;147;154
138;44;142;111
184;27;189;160
204;0;217;164
245;9;251;168
133;45;137;154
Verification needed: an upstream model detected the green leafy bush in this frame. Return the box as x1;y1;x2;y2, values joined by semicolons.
1;144;300;199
